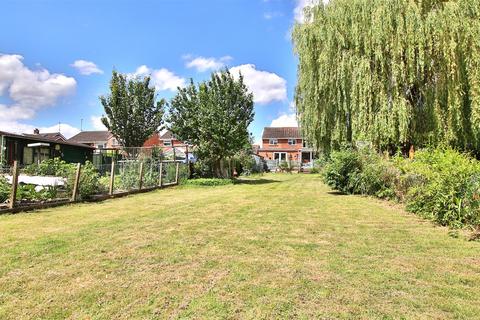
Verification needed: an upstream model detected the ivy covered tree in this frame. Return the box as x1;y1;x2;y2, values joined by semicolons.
169;70;254;177
293;0;480;154
100;71;165;147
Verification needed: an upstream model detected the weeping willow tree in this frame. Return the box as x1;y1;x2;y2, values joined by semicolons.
293;0;480;154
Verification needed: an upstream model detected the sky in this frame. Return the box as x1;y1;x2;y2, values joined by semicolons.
0;0;316;143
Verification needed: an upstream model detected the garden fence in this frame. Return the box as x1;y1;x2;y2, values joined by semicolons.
0;159;188;214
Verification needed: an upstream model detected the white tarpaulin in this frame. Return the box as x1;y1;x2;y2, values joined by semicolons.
4;175;66;187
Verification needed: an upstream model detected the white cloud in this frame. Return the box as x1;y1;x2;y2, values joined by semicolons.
71;60;103;75
90;115;107;130
229;64;287;105
0;120;80;139
184;55;233;72
294;0;324;23
270;113;298;127
0;53;76;122
130;65;185;92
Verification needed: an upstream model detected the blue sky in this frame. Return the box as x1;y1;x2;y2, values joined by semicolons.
0;0;313;142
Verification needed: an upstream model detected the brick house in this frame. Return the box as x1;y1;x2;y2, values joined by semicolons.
257;127;314;166
68;131;120;150
143;130;193;161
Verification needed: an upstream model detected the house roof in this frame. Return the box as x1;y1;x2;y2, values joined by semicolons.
68;131;112;143
262;127;302;139
160;130;176;140
0;130;95;149
23;132;66;142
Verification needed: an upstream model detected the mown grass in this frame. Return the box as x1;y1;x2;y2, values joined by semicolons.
0;174;479;319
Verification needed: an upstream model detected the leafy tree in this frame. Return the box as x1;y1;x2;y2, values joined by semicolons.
293;0;480;154
169;70;254;177
100;71;165;147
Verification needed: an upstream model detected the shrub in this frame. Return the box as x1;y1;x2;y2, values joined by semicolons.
323;147;480;229
67;161;100;199
0;176;10;203
323;149;361;193
16;184;58;201
186;178;234;187
400;148;480;228
23;158;73;177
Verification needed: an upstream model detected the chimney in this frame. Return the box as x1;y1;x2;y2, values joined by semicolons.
33;128;40;135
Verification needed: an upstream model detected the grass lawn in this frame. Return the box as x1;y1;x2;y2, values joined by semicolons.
0;174;479;319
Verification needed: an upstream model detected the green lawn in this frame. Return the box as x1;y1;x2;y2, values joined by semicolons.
0;174;479;319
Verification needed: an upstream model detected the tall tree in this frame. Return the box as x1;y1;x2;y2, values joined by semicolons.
169;70;254;177
100;71;165;147
293;0;480;154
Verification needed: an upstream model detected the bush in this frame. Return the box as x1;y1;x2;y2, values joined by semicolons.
399;148;480;228
186;178;234;187
323;149;361;193
23;158;73;177
67;161;100;199
322;147;480;229
0;176;10;203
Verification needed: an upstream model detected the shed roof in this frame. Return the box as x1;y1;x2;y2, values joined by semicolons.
262;127;302;139
0;130;95;149
159;130;177;140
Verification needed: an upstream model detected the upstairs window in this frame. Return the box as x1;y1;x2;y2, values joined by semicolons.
269;138;278;145
163;139;172;146
288;139;297;145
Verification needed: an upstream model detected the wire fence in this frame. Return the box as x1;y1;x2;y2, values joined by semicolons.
0;159;189;213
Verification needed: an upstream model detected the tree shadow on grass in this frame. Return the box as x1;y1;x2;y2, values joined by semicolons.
234;179;279;185
327;190;347;196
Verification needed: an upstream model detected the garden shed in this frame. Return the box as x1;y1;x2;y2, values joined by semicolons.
0;130;94;166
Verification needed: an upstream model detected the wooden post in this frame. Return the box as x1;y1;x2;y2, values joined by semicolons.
175;162;180;184
158;161;163;187
8;161;19;209
71;163;81;202
109;162;115;195
173;147;176;161
185;144;192;179
138;162;144;190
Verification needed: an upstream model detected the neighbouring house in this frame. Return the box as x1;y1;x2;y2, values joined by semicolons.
68;131;120;150
143;130;194;162
0;129;95;166
257;127;315;169
23;128;67;142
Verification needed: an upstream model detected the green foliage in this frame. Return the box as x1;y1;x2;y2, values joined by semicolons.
323;149;362;193
23;158;73;177
16;185;58;201
0;176;10;203
186;178;234;187
67;161;100;200
100;70;165;147
400;148;480;228
169;69;254;177
323;147;480;228
278;161;293;173
293;0;480;153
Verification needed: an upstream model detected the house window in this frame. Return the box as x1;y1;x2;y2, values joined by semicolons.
274;152;287;161
288;139;297;145
302;140;308;148
163;139;172;146
269;139;278;145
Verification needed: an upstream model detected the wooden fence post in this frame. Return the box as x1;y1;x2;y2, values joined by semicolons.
175;162;180;184
159;162;163;187
109;162;115;195
71;163;81;202
173;147;176;161
138;162;144;190
8;161;19;209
